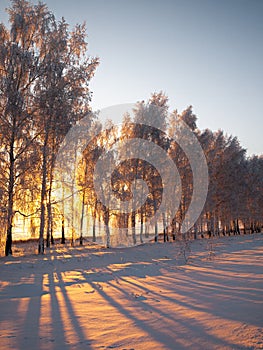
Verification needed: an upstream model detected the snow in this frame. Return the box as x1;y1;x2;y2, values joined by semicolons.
0;234;263;350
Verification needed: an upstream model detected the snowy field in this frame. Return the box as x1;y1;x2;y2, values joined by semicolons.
0;234;263;350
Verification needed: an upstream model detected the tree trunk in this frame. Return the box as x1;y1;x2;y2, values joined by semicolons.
70;186;75;247
145;222;149;238
46;152;55;248
92;202;97;242
154;220;158;242
51;227;54;245
46;202;51;248
162;212;166;242
39;131;49;254
154;199;158;242
193;222;198;240
172;220;176;240
5;225;13;256
131;211;136;245
5;136;15;256
243;221;247;234
140;210;144;243
61;185;66;244
80;189;85;245
61;216;65;244
104;209;110;248
236;219;240;235
105;225;110;248
70;147;77;247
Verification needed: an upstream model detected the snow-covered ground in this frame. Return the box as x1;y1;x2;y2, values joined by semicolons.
0;234;263;350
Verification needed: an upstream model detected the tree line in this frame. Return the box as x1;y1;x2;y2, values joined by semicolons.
78;93;262;248
0;0;262;256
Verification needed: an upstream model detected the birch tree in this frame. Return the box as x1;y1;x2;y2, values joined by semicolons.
0;0;51;255
35;17;98;253
0;0;99;255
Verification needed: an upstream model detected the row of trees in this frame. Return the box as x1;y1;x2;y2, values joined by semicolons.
0;1;262;255
0;0;99;255
77;93;262;247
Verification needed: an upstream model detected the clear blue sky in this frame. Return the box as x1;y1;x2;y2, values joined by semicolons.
1;0;262;155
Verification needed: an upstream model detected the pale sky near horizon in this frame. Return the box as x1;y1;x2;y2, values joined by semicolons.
0;0;262;156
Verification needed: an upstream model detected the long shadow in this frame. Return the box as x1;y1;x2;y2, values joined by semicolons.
0;297;20;346
110;263;263;328
103;275;245;350
0;255;91;350
0;235;262;349
157;272;263;302
86;276;183;350
55;269;92;349
17;273;43;350
4;270;69;350
85;270;250;350
47;270;71;349
116;265;263;327
52;253;263;328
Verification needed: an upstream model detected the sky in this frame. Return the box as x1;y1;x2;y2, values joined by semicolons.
0;0;262;156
